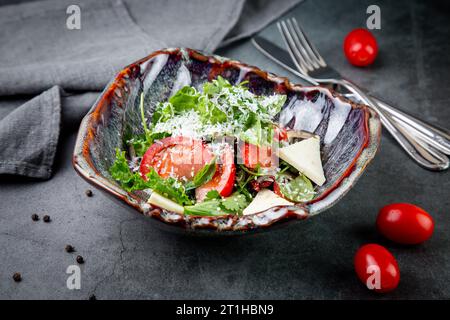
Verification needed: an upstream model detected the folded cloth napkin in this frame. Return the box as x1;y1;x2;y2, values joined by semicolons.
0;0;301;179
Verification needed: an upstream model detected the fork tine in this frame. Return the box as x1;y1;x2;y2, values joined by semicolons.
291;17;327;67
277;21;310;75
285;18;320;70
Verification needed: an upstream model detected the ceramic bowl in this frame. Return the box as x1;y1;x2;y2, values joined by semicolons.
73;48;381;234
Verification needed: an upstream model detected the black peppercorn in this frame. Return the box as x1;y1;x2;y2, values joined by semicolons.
85;189;93;197
13;272;22;282
76;255;84;264
31;214;39;221
65;245;75;253
43;215;51;223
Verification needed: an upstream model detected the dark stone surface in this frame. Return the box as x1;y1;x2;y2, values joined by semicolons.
0;0;449;299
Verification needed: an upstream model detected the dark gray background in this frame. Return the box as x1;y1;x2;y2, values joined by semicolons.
1;0;449;299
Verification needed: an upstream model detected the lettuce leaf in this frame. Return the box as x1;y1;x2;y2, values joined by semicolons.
109;149;192;205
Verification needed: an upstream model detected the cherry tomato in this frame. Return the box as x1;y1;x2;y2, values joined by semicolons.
241;125;288;169
273;126;288;142
195;144;236;201
241;142;274;169
354;244;400;293
344;28;378;67
140;136;213;181
377;203;434;245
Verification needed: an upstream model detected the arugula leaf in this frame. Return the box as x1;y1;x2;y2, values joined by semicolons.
152;102;174;125
235;168;254;201
238;163;265;177
125;92;158;157
127;134;151;157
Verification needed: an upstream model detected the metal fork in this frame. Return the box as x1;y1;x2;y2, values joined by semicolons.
277;17;450;171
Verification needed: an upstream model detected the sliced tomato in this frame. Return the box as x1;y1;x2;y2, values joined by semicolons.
195;144;236;201
241;142;274;169
240;125;287;169
273;125;288;142
140;136;213;181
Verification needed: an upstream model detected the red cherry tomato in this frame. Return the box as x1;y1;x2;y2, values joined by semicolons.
354;244;400;293
377;203;434;245
344;28;378;67
195;144;236;201
241;125;288;169
140;136;213;180
241;142;274;169
273;126;288;142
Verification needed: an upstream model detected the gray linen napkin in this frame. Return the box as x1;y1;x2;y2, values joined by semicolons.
0;0;301;179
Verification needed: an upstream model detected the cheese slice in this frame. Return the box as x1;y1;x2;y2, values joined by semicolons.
243;189;293;216
148;192;184;214
278;136;326;186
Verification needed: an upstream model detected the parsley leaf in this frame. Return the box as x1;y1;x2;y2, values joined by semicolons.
184;191;249;216
220;192;249;212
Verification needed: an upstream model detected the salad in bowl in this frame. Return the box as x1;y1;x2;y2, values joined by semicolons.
73;48;380;233
110;76;326;217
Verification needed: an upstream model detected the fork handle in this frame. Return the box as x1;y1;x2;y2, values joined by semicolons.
371;97;450;154
336;79;449;171
341;93;450;155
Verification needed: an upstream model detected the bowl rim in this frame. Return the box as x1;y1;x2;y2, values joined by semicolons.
73;47;381;233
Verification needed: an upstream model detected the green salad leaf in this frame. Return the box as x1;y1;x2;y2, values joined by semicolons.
220;192;248;212
146;168;192;205
205;190;221;200
193;158;217;187
275;173;315;202
111;78;290;215
149;76;286;146
126;93;170;157
184;191;249;216
109;149;192;205
110;149;149;192
169;86;200;112
184;199;223;216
